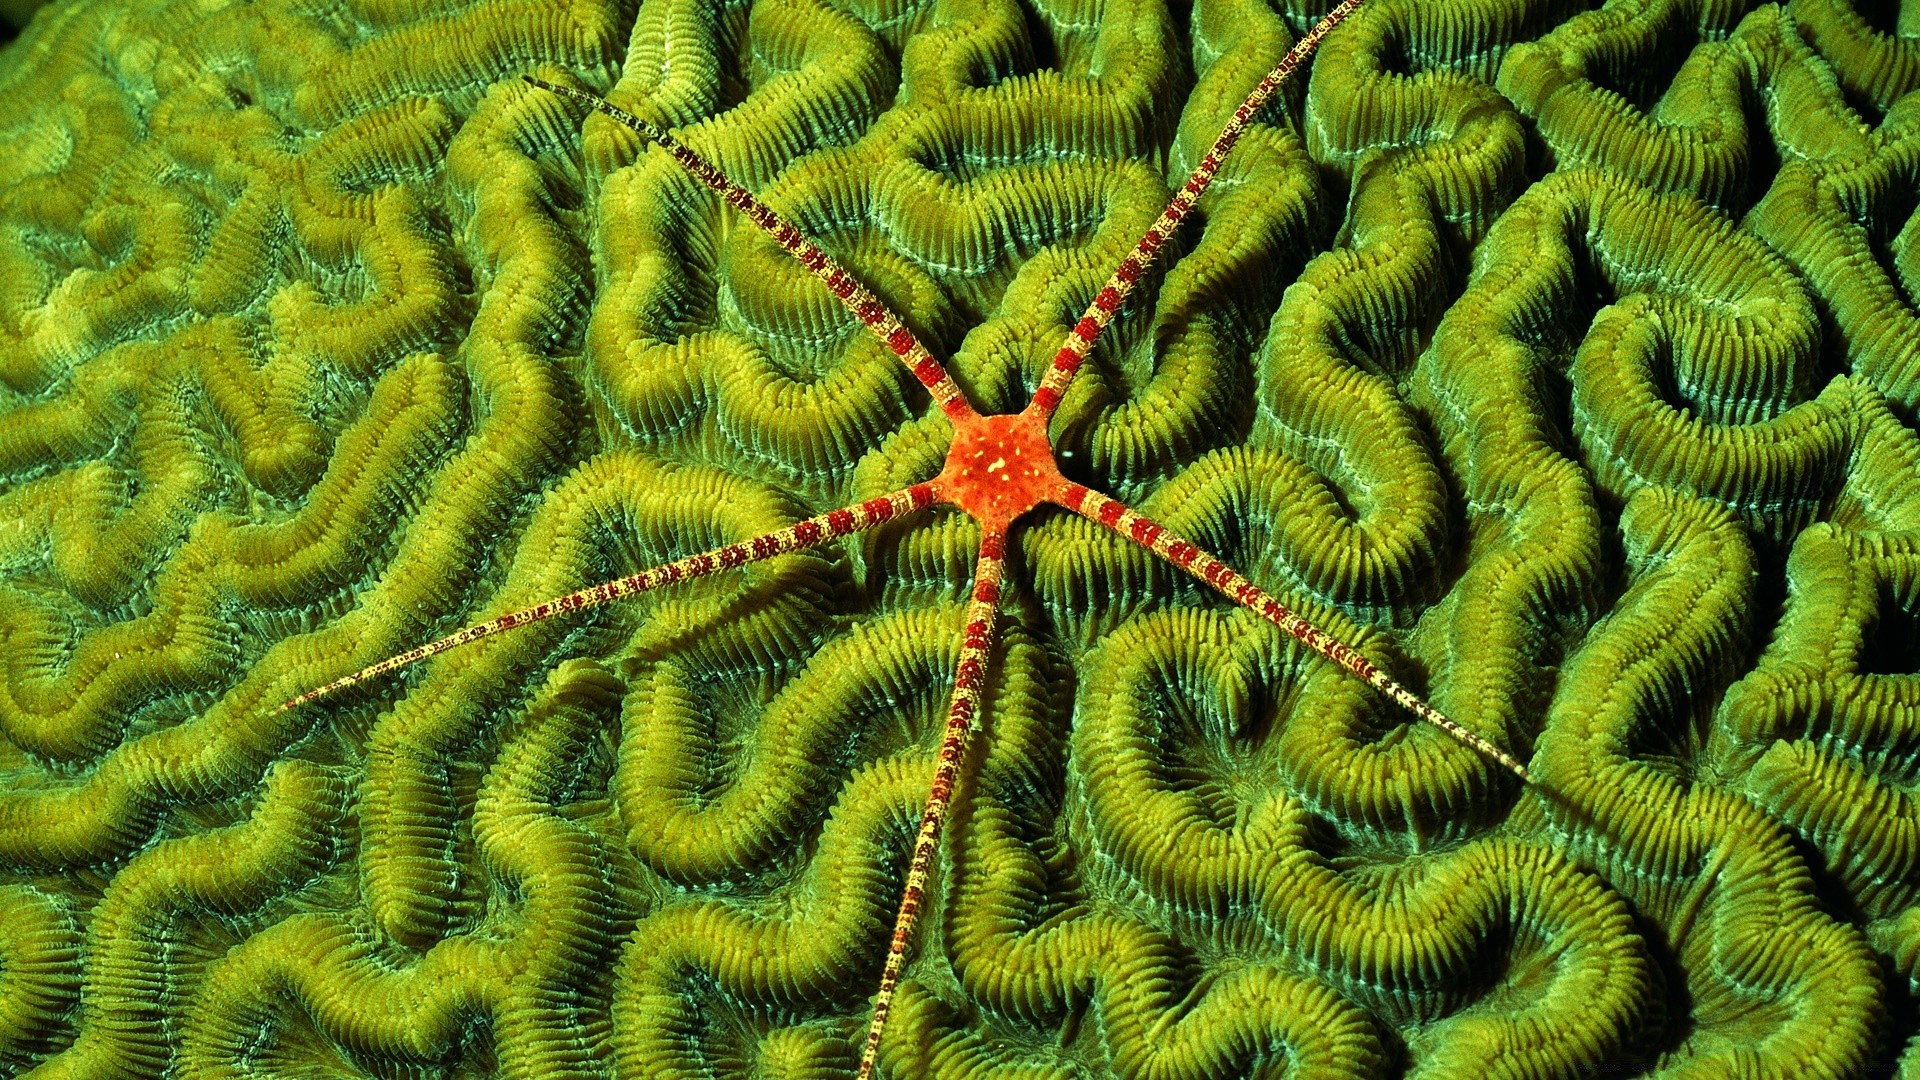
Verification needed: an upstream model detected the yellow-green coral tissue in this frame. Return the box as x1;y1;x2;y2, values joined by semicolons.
0;0;1918;1076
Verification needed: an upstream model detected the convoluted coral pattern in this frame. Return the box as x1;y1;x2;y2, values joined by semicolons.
0;0;1917;1075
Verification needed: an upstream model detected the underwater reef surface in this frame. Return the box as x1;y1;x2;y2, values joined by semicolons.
0;0;1916;1075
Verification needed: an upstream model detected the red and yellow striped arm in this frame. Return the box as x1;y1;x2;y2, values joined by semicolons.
523;76;975;422
1028;0;1366;418
1058;483;1530;781
856;531;1008;1079
276;484;937;714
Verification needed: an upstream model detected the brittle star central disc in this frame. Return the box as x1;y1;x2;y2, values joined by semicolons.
935;408;1064;533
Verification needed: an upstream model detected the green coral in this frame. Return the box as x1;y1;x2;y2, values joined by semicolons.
0;0;1919;1076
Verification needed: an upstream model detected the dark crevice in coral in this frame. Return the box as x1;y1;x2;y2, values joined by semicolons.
1859;579;1920;676
1854;1;1909;37
1841;82;1888;129
1787;829;1877;951
1740;541;1794;675
1015;0;1059;74
1871;956;1920;1079
1862;183;1920;311
1617;905;1695;1068
1737;83;1784;216
1586;21;1710;115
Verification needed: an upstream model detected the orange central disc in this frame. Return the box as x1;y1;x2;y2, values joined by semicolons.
934;408;1066;533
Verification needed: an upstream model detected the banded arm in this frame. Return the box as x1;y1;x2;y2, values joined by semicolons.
1058;484;1531;782
522;76;976;422
1028;0;1365;418
276;485;937;714
856;532;1008;1079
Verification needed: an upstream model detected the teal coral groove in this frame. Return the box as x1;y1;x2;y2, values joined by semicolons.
1;0;1919;1076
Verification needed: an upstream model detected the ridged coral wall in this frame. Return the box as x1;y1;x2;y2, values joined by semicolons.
0;0;1916;1075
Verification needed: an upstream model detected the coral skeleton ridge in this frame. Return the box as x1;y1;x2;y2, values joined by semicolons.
0;0;1918;1077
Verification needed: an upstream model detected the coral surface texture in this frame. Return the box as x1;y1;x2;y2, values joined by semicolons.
0;0;1918;1075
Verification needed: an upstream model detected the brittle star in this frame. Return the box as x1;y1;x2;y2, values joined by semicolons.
279;0;1532;1070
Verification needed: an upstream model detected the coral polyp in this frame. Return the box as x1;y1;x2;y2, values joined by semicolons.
0;0;1917;1077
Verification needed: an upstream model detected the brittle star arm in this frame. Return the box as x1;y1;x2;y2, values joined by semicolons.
275;484;937;713
1056;484;1532;782
1027;0;1365;419
856;531;1008;1079
522;75;976;422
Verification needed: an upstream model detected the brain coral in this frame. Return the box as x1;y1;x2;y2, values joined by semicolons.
0;0;1918;1076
